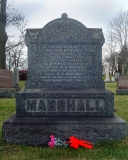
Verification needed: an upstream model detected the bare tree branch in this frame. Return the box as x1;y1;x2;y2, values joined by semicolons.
104;10;128;74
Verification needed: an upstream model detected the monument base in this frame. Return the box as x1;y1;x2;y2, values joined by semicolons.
104;79;110;82
12;84;21;92
2;114;127;146
116;89;128;95
0;88;16;98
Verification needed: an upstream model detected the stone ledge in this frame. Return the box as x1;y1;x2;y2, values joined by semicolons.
0;88;16;98
116;89;128;95
2;114;128;145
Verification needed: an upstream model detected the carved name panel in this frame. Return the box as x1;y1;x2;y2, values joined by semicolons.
16;89;114;117
25;98;105;113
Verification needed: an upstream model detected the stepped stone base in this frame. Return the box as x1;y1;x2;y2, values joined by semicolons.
2;114;128;146
0;88;16;98
13;84;21;92
116;89;128;95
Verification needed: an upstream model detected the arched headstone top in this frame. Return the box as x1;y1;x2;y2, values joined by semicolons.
25;14;104;44
38;14;88;43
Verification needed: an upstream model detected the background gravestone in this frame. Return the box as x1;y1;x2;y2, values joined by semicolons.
116;75;128;94
104;64;110;82
115;72;120;81
2;14;127;145
0;69;13;88
0;69;15;98
12;67;21;91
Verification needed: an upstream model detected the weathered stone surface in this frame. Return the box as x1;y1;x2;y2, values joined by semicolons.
2;114;128;145
16;89;114;117
0;88;15;98
116;89;128;95
117;75;128;89
0;69;13;88
16;14;113;117
116;76;128;95
115;72;120;81
25;14;104;89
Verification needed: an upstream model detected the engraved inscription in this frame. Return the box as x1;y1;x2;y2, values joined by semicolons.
25;98;105;112
25;15;105;89
30;44;97;82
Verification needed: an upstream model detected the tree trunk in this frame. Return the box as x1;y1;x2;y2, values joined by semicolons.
0;0;8;69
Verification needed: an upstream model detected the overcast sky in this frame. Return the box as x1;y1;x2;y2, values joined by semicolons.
7;0;128;34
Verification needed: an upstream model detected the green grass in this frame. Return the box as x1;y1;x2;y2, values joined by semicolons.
19;80;26;90
0;81;128;160
105;82;117;94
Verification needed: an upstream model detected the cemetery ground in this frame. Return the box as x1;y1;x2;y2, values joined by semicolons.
0;81;128;160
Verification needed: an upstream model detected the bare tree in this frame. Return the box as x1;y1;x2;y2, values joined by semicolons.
103;52;118;74
6;35;27;70
106;10;128;74
6;0;27;33
0;0;27;69
117;45;128;73
103;31;118;74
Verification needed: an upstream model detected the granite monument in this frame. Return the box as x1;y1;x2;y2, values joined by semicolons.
2;14;127;145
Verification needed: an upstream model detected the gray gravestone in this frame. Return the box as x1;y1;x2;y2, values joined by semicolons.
16;13;113;117
12;67;21;91
115;72;120;80
2;14;127;145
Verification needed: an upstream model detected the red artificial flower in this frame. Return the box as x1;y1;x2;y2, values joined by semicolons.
67;136;93;149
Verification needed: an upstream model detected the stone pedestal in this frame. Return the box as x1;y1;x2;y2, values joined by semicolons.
0;88;15;98
2;114;127;145
116;89;128;95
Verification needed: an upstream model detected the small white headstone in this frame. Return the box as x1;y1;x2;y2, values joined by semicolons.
105;65;110;82
111;77;115;82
